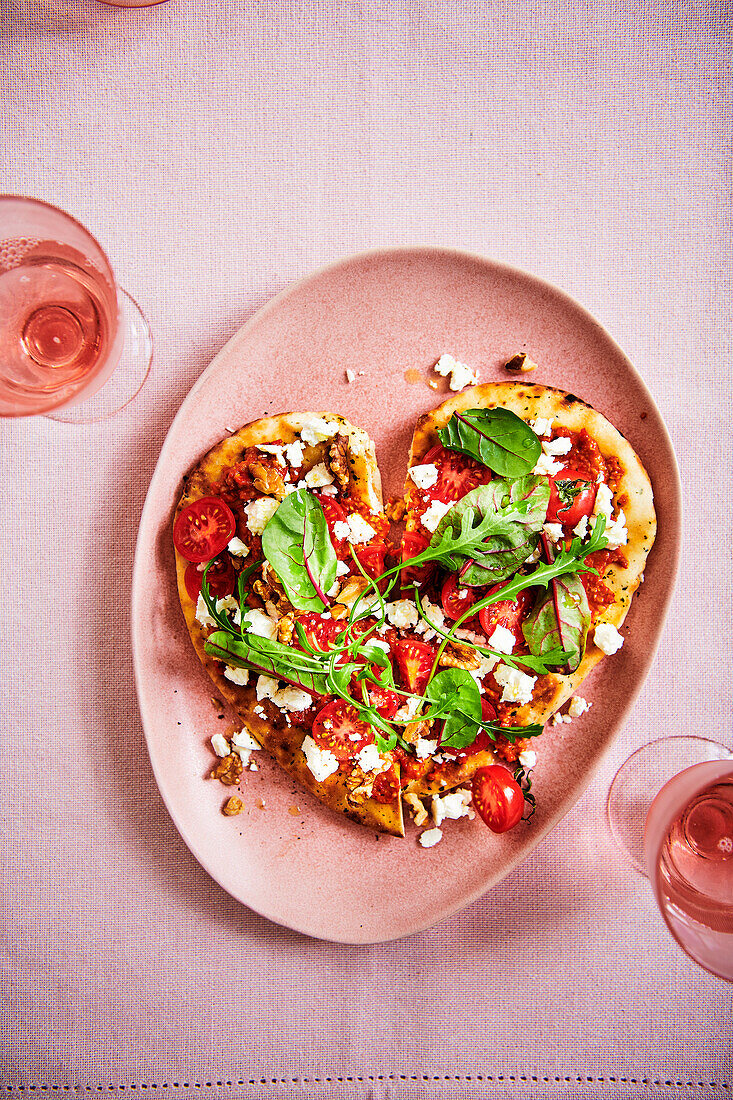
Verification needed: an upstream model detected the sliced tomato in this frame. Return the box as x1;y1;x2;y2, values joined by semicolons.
478;587;533;647
173;496;236;563
471;764;525;833
393;637;435;694
355;541;388;580
371;764;400;804
311;699;374;761
293;611;343;653
393;746;431;784
401;530;436;591
421;444;493;503
184;556;235;601
365;680;402;720
440;573;477;621
314;494;349;544
546;465;597;526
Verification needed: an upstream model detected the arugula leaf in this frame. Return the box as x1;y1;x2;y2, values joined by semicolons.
204;630;329;695
522;571;590;673
438;407;541;478
261;489;337;612
434;476;550;586
425;668;482;749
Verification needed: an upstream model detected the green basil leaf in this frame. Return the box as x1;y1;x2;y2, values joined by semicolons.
430;476;550;584
204;630;329;695
261;489;338;612
521;572;590;673
438;407;541;478
425;668;483;749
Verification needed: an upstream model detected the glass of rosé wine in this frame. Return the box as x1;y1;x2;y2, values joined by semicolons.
607;737;733;981
0;195;152;422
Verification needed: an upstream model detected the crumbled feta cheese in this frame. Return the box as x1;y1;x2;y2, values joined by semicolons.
356;743;385;773
345;368;355;383
433;353;479;391
454;627;487;646
320;484;338;497
488;624;515;654
395;695;422;723
573;515;589;539
256;444;285;461
551;712;572;726
368;638;392;654
594;621;624;655
414;597;446;641
415;737;438;760
298;415;340;447
195;593;216;627
301;735;339;782
421;498;452;533
335;559;350;577
542;436;572;456
518;748;537;768
211;733;230;758
604;509;628;550
432;788;475;826
284;440;306;467
386;599;419;629
345;513;377;544
568;695;591;718
530;417;553;437
224;665;250;686
245;496;279;535
304;462;335;489
493;663;537;705
532;451;564;477
418;827;444;848
255;675;311;713
526;543;542;563
333;520;351;541
240;608;279;641
408;463;439;490
543;522;564;544
232;729;260;752
594;482;614;519
227;536;250;558
215;595;241;625
470;652;500;688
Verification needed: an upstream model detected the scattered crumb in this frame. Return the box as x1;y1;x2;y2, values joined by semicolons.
345;368;355;383
428;379;439;389
503;352;538;374
568;695;592;718
418;827;443;848
222;796;243;816
433;353;479;391
550;712;572;726
403;792;428;827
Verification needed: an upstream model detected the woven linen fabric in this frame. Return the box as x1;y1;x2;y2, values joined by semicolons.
1;1;731;1097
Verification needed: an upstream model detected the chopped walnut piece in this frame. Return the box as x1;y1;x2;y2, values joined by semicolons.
403;717;432;745
222;796;243;816
438;640;481;671
403;792;428;827
336;576;370;608
210;752;243;785
386;496;406;523
277;613;295;645
328;434;352;493
503;352;538;374
247;459;288;499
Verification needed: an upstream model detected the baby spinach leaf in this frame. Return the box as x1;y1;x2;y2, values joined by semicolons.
261;488;338;612
430;476;550;584
204;630;330;695
425;667;483;749
438;407;541;478
521;572;590;672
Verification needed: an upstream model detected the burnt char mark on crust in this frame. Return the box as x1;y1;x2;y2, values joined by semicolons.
562;392;583;405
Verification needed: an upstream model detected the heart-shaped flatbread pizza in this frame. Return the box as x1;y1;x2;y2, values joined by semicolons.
173;382;655;839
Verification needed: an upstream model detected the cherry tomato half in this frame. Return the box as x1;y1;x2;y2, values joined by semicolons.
311;699;374;761
393;637;435;694
173;496;236;563
546;465;597;526
471;764;525;833
401;530;436;591
478;587;533;647
371;764;401;804
355;541;388;580
421;444;493;503
292;612;343;653
440;573;477;621
313;494;349;545
184;556;235;601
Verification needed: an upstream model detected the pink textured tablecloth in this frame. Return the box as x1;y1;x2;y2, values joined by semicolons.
1;1;731;1096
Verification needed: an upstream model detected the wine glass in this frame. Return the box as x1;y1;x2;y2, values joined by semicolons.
0;195;152;422
607;737;733;980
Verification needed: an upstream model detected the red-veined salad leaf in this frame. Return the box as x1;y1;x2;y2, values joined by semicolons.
261;488;338;612
437;407;541;478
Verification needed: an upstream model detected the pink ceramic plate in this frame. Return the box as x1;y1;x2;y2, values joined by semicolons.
131;247;680;944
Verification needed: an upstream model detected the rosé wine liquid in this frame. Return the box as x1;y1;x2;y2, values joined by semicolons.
0;237;120;416
645;762;733;980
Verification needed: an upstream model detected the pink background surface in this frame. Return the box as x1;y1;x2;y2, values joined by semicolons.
1;2;731;1097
